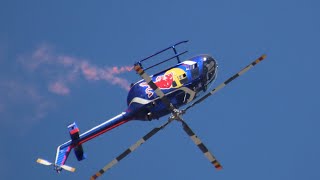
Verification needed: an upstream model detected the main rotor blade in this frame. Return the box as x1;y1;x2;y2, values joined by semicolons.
90;120;173;180
134;64;176;112
181;120;222;170
183;54;266;112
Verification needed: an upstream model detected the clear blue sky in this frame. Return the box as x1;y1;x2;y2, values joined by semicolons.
1;0;320;179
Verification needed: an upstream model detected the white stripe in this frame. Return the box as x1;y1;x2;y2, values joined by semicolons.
211;84;225;95
238;64;253;76
80;112;126;138
190;135;202;145
128;87;196;106
204;151;216;162
129;97;152;106
102;159;118;172
129;139;145;151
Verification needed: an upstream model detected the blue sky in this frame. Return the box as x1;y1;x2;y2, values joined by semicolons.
1;0;320;179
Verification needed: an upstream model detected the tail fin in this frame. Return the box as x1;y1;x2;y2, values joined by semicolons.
54;144;73;172
68;122;86;161
37;122;86;173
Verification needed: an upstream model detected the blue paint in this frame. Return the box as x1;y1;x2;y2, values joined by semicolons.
52;50;218;171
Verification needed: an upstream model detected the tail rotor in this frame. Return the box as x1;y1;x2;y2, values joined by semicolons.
36;158;76;173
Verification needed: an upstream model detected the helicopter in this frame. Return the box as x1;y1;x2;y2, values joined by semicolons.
36;40;266;179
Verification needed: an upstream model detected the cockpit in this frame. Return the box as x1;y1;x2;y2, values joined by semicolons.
202;56;218;87
182;60;200;80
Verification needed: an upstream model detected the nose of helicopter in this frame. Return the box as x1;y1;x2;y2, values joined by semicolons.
202;55;218;87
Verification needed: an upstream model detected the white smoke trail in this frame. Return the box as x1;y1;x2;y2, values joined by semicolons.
21;44;133;95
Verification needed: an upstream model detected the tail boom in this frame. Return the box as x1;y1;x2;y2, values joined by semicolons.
38;112;131;173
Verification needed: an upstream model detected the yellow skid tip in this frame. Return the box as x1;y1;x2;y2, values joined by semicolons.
216;166;223;170
260;54;267;60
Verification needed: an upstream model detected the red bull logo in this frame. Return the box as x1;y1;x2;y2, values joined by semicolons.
139;72;174;98
155;72;174;89
139;67;187;98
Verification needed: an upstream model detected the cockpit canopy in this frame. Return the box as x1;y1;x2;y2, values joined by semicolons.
203;56;217;86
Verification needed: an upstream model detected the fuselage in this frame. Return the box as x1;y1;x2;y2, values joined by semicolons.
127;54;218;120
53;54;218;170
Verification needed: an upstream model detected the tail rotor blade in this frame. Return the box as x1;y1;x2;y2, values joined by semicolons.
61;165;76;172
181;121;222;170
90;120;173;180
184;54;266;113
36;158;52;166
37;158;76;173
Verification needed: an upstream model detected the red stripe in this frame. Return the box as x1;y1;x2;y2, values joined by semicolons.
78;120;128;145
59;121;128;166
70;128;79;135
61;146;71;165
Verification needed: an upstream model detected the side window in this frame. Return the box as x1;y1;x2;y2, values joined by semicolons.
172;81;177;88
191;63;199;79
178;73;187;80
179;73;188;84
193;63;198;69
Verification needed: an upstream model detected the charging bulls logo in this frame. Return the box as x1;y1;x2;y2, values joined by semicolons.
139;68;187;98
139;72;174;98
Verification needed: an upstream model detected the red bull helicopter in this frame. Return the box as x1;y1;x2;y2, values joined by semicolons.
36;40;266;179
